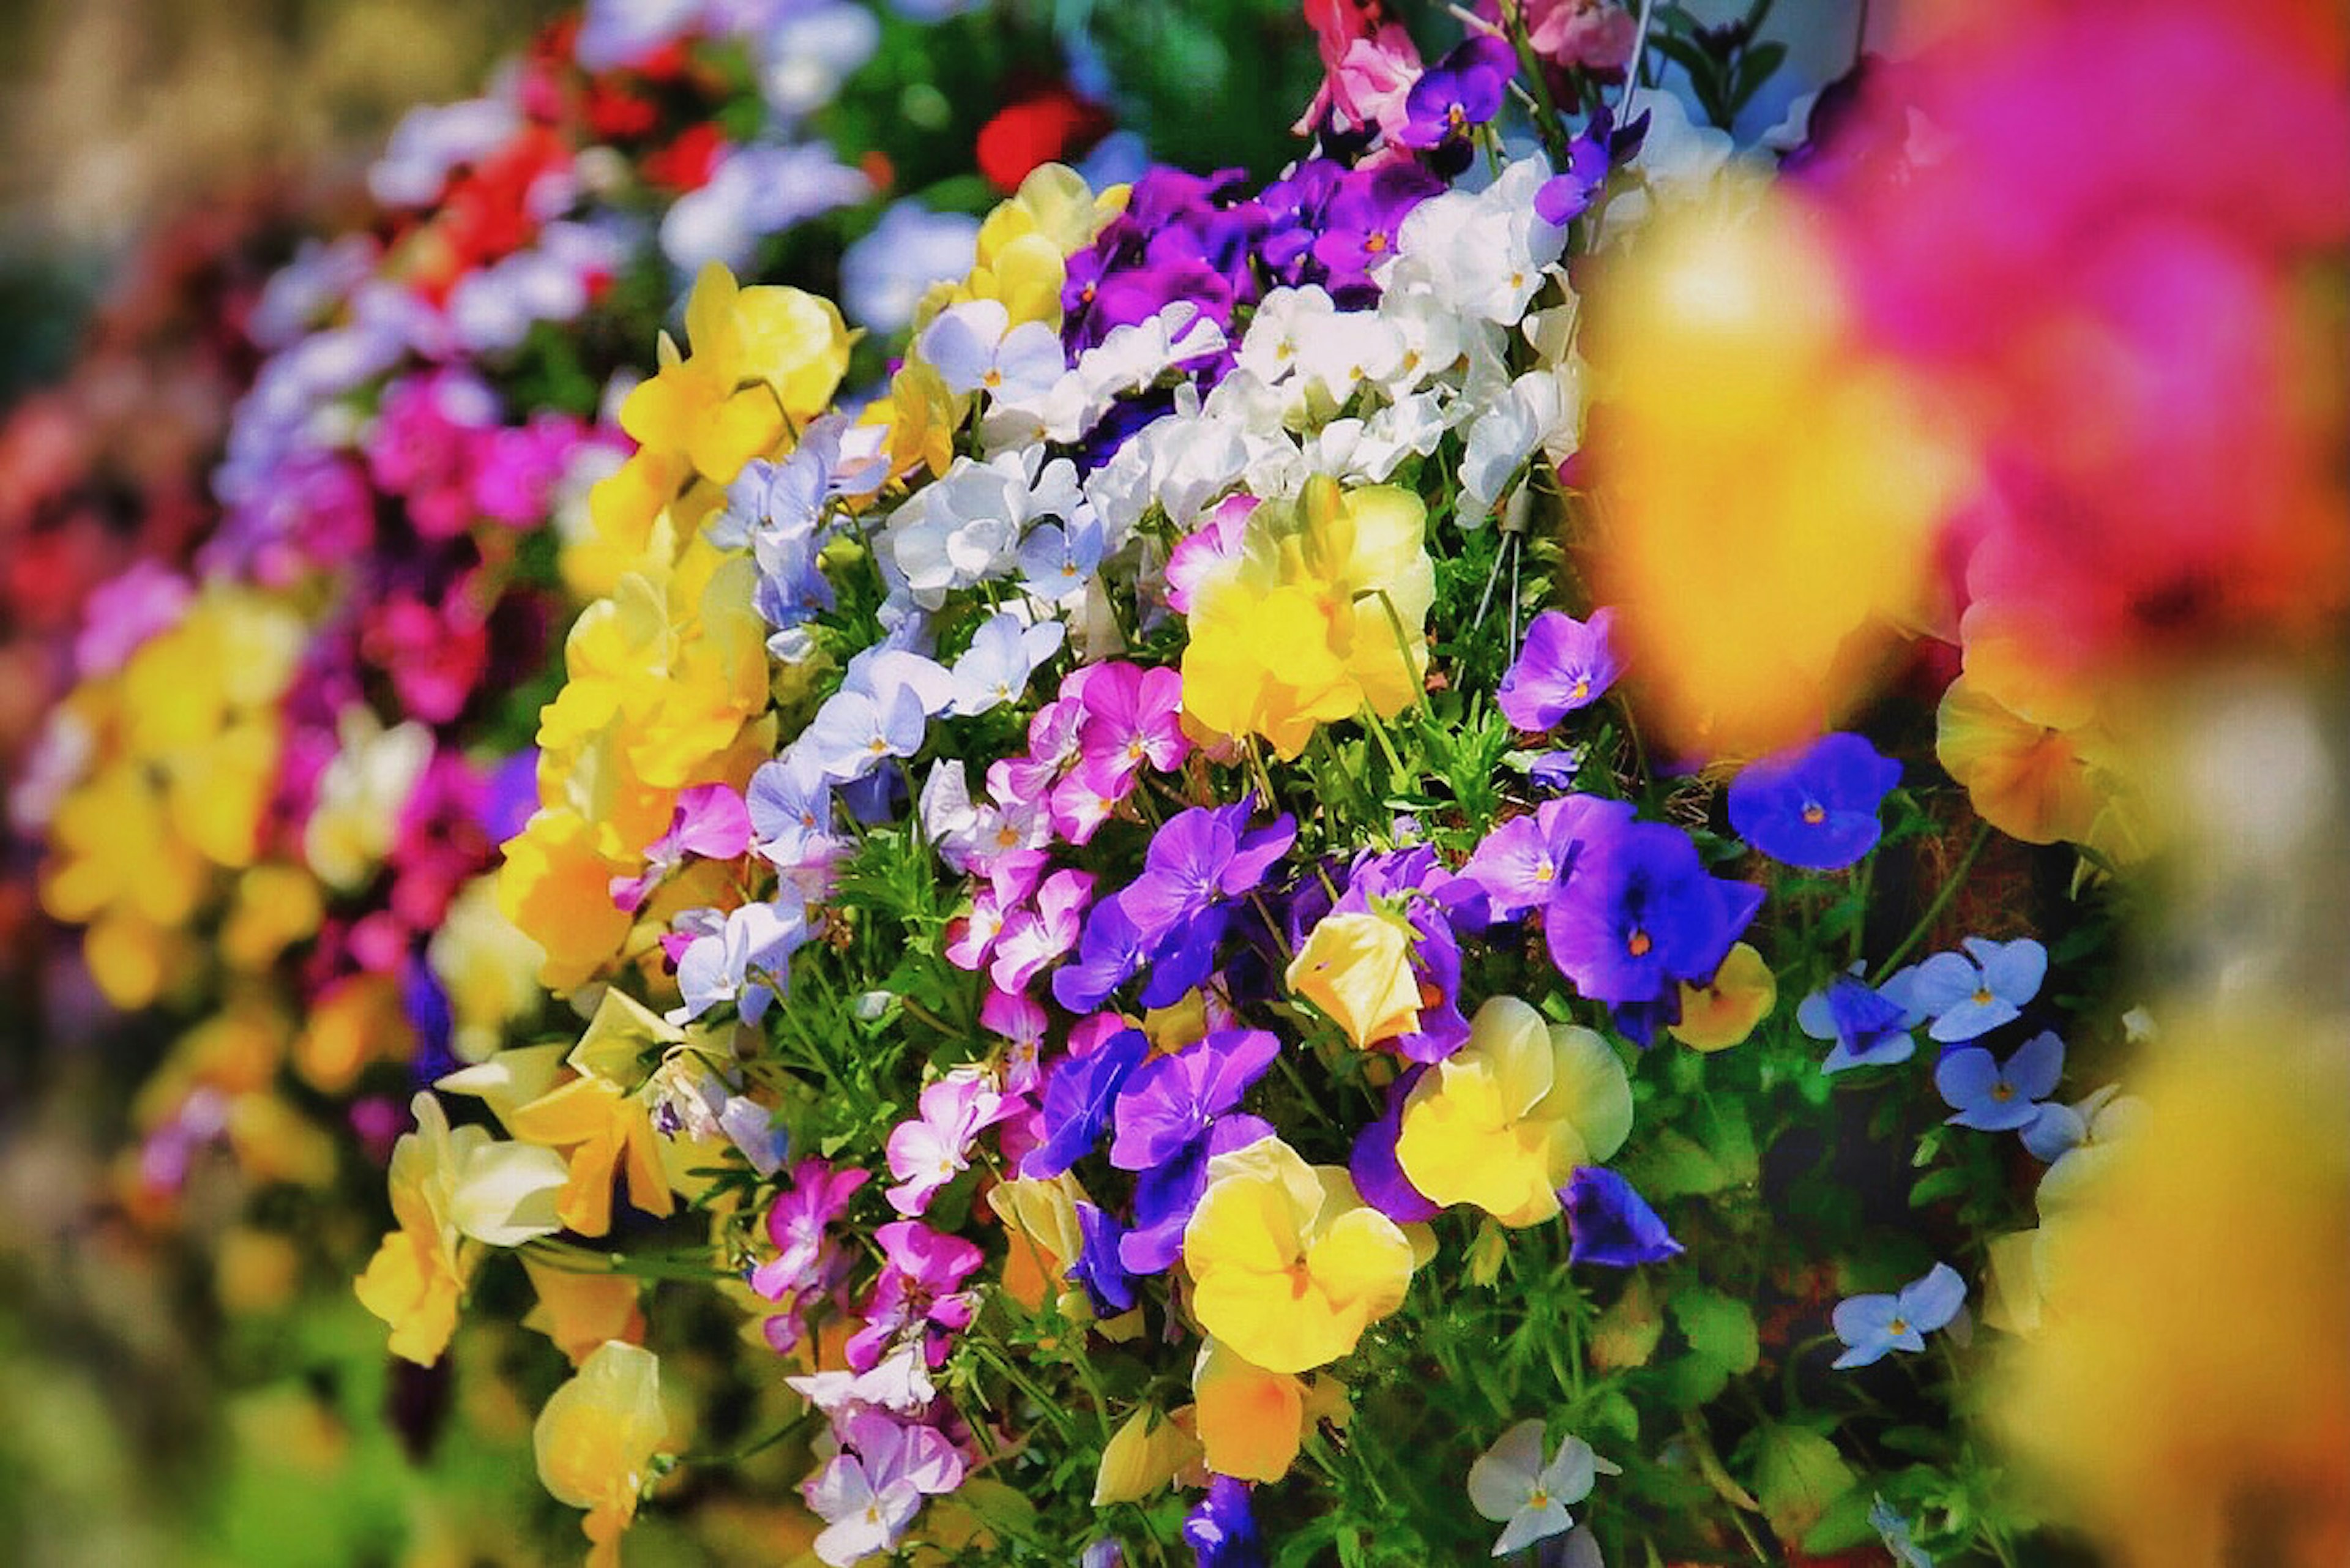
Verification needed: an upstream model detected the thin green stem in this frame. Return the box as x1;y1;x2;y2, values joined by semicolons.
1870;820;1993;985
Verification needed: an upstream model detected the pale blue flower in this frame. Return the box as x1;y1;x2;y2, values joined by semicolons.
947;613;1065;718
1832;1263;1966;1369
1881;936;2046;1043
1934;1031;2064;1132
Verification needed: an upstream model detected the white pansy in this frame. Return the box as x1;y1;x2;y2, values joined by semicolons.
1466;1421;1619;1558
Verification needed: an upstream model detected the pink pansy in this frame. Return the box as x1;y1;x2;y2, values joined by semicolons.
981;987;1050;1094
753;1159;870;1354
1078;662;1190;782
1296;0;1423;140
805;1411;967;1568
1048;761;1128;846
471;411;601;525
988;868;1095;994
611;782;755;911
72;561;193;679
884;1071;1017;1216
845;1220;986;1372
943;884;1011;972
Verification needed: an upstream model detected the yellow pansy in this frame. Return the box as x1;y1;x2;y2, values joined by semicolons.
620;261;852;484
1668;941;1777;1051
535;1340;674;1568
499;807;637;993
302;708;433;891
1936;671;2110;848
1182;1135;1415;1375
1181;477;1435;759
219;863;325;972
1191;1340;1309;1484
1286;910;1422;1049
1395;996;1633;1227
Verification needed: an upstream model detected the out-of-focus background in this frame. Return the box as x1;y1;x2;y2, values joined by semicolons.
0;10;557;1563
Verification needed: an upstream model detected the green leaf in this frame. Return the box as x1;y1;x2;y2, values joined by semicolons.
1799;1482;1879;1555
1750;1425;1859;1544
1623;1129;1731;1200
1591;1275;1664;1371
1671;1288;1759;1375
1909;1166;1973;1208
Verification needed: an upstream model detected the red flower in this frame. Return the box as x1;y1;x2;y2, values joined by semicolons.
974;86;1113;195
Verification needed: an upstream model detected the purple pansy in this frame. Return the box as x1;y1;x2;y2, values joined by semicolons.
1397;34;1518;160
1544;820;1764;1014
1459;793;1638;924
1184;1476;1266;1567
1121;1113;1275;1275
1021;1027;1152;1179
1110;1029;1281;1171
1497;608;1623;731
1349;1065;1442;1224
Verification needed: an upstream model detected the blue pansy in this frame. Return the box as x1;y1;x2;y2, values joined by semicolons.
1881;936;2046;1043
1832;1262;1967;1369
1797;964;1919;1074
1562;1167;1682;1267
1934;1030;2065;1132
1726;732;1901;871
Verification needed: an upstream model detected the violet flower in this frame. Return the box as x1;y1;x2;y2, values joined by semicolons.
1459;793;1637;925
1497;609;1623;731
1544;820;1764;1018
1021;1027;1152;1179
884;1072;1017;1216
611;782;755;911
1563;1167;1682;1267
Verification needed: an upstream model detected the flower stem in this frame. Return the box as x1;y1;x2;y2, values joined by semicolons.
1871;820;1993;984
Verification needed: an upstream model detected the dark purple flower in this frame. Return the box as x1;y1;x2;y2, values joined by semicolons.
1184;1476;1266;1566
1054;894;1149;1012
1534;108;1618;225
1726;732;1903;871
1111;1029;1281;1171
1398;34;1519;156
1070;1201;1137;1315
1349;1066;1442;1223
1527;747;1587;794
1497;608;1623;731
1544;821;1764;1006
1121;1113;1273;1275
1021;1028;1152;1179
1124;802;1298;946
1311;162;1445;293
1563;1167;1682;1266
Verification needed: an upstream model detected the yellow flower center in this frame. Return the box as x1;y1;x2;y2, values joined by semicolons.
1802;802;1826;825
1627;929;1652;958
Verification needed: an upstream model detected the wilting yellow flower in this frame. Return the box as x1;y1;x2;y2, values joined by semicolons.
535;1340;674;1568
1094;1403;1204;1504
1286;911;1422;1048
1986;1041;2349;1567
621;261;852;484
1182;477;1435;759
1396;996;1633;1226
989;1173;1087;1315
354;1092;568;1364
1584;177;1965;758
1182;1135;1414;1375
1668;942;1777;1051
504;994;679;1238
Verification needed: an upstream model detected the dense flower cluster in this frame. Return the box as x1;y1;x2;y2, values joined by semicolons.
13;0;2347;1563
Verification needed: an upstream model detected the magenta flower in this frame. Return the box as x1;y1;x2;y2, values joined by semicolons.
884;1071;1017;1216
1163;495;1256;614
611;782;756;911
752;1159;870;1354
1497;608;1623;731
1078;662;1190;782
846;1220;986;1372
944;884;1012;973
990;868;1095;993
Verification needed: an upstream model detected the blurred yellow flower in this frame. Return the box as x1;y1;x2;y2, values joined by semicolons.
535;1340;673;1568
